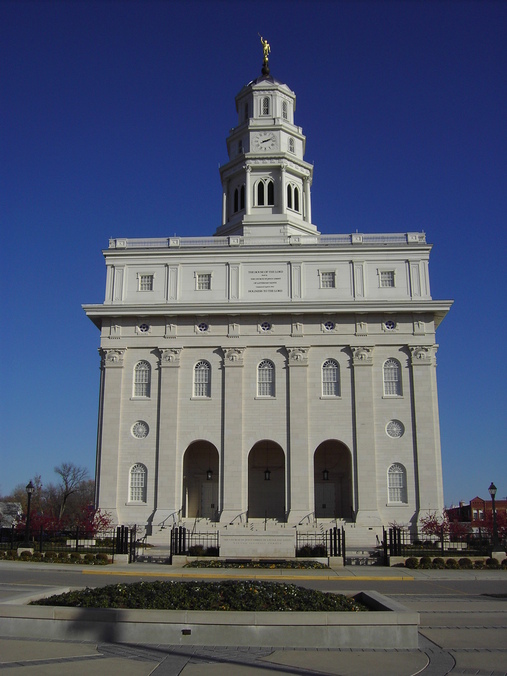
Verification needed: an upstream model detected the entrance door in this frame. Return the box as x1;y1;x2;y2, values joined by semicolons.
200;482;218;519
315;483;336;518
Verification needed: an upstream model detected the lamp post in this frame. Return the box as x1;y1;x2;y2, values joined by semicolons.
488;482;499;550
24;481;34;545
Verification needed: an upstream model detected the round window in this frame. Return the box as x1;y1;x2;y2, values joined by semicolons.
324;321;335;331
384;320;396;331
386;420;404;438
138;323;150;333
132;421;149;439
197;322;209;332
260;321;272;332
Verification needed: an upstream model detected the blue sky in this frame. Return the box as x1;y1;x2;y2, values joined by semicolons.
2;0;506;505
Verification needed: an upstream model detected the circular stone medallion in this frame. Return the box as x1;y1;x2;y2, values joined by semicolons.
386;420;404;438
132;421;149;439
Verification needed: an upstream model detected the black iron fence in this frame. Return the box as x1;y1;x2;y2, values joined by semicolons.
0;525;138;563
296;527;345;558
384;527;502;560
170;526;219;557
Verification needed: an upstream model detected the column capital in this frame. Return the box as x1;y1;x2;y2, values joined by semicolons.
409;344;437;366
286;346;310;366
350;346;374;366
158;347;182;367
100;348;126;368
222;347;245;366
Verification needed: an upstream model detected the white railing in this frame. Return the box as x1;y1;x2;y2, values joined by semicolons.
108;232;426;249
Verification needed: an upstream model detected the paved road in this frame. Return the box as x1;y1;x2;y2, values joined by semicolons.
0;562;506;675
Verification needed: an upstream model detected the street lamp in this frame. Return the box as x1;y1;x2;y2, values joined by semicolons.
488;482;499;549
24;481;34;545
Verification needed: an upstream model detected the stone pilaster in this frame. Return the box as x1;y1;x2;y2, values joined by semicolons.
220;347;246;523
286;346;312;523
409;345;444;517
96;348;126;523
152;348;182;527
350;346;382;526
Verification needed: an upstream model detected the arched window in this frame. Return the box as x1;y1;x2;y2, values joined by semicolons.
262;96;270;115
288;137;295;153
257;181;265;205
294;186;300;212
130;464;147;502
234;188;239;213
194;361;211;398
257;360;275;397
282;100;288;119
134;361;151;398
383;359;402;396
267;179;274;205
388;464;407;503
322;359;340;397
287;184;293;209
240;184;245;209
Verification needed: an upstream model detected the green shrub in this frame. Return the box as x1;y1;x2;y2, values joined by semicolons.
445;558;459;569
419;556;432;569
206;546;219;557
297;545;313;558
474;559;485;569
458;557;473;569
188;545;205;556
19;550;33;560
433;557;445;569
501;559;507;569
57;552;69;561
69;553;82;563
31;552;43;562
6;550;18;560
95;553;109;564
45;551;57;561
83;553;95;564
0;550;5;559
405;557;418;569
485;557;500;568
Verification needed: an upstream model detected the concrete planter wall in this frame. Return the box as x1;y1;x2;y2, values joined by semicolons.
0;591;418;649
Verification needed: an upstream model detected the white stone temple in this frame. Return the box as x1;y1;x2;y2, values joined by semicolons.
83;51;452;553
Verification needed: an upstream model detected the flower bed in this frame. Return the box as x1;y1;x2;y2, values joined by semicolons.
31;580;366;612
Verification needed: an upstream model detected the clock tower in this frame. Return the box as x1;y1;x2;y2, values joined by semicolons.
216;60;318;238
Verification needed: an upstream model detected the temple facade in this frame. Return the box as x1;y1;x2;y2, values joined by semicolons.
84;62;452;542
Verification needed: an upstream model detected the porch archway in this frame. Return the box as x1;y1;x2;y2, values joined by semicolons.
248;440;285;521
182;441;219;520
314;440;353;519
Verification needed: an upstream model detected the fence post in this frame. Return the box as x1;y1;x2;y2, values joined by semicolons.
39;526;43;553
341;527;346;561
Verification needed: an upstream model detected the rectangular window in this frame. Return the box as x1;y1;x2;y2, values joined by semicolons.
321;271;336;289
139;274;153;291
197;273;212;290
380;271;395;287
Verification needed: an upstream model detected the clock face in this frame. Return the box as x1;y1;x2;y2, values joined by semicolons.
253;131;277;151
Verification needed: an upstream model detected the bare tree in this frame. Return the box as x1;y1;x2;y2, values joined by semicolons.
54;463;89;521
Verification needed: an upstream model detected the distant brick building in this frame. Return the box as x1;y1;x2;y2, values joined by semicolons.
447;497;507;528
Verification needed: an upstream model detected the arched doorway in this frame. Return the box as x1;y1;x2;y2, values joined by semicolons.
314;441;353;519
248;440;285;521
182;441;219;520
